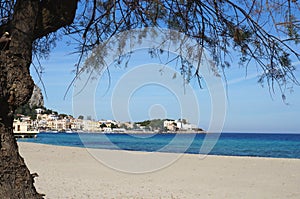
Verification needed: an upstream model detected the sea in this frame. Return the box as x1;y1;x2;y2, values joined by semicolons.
18;132;300;159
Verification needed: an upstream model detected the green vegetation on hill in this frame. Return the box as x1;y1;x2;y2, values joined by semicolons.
136;119;166;130
14;104;71;120
14;104;39;120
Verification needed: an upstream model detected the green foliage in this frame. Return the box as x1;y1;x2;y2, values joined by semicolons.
136;120;151;126
14;103;37;120
41;107;58;115
58;114;68;119
136;119;165;129
110;123;118;129
14;103;69;121
100;123;107;128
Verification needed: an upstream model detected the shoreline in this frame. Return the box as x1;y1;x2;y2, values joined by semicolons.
18;141;300;161
18;142;300;199
41;130;207;134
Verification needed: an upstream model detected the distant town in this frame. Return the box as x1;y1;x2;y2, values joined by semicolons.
13;106;205;137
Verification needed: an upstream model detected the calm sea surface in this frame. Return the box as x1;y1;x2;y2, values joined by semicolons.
18;132;300;159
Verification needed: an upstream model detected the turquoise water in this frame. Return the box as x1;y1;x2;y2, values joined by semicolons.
18;132;300;159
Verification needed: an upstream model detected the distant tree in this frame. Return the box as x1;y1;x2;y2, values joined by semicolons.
135;119;165;130
100;123;107;129
43;109;52;115
110;123;119;129
58;114;68;119
149;119;164;130
0;0;299;197
14;103;37;120
136;120;152;126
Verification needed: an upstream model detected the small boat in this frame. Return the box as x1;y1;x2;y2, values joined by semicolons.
66;129;73;133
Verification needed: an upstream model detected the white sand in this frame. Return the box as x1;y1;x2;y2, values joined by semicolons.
18;142;300;199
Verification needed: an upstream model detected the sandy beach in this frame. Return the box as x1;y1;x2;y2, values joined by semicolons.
18;142;300;199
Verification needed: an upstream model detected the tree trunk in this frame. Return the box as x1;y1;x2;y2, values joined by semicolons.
0;0;78;198
0;0;43;197
0;51;43;198
0;124;41;198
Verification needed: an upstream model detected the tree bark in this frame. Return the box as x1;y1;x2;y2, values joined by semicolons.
0;0;78;198
0;49;41;198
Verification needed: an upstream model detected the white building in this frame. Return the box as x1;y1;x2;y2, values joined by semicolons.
35;108;44;114
48;114;58;120
163;120;177;131
164;119;197;131
82;120;100;132
13;120;39;138
13;120;29;132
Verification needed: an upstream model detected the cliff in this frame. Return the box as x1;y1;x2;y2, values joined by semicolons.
29;85;44;108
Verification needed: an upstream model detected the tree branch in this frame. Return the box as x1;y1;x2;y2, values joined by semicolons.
33;0;78;39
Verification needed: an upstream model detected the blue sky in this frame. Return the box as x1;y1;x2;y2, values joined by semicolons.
30;39;300;133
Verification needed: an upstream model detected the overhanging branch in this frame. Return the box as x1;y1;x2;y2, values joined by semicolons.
33;0;79;39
